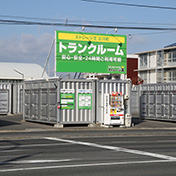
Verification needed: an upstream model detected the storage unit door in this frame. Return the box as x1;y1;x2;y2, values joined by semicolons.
49;89;57;123
155;93;163;119
140;93;148;118
24;90;31;119
40;90;48;121
31;90;39;120
171;93;176;120
163;93;170;119
148;93;155;119
0;90;9;114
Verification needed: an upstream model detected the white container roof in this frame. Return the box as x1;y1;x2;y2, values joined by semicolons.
0;62;48;80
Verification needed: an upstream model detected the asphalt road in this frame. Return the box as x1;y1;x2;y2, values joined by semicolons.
1;115;176;175
0;131;176;176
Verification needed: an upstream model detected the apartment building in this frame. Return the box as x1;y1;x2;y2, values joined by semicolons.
135;43;176;84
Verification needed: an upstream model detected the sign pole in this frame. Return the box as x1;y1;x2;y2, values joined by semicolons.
41;37;55;77
54;31;57;77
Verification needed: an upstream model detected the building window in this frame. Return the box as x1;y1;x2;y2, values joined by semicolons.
166;69;176;82
168;51;172;62
157;51;164;66
157;69;163;83
140;71;147;83
173;50;176;62
168;49;176;63
140;54;147;68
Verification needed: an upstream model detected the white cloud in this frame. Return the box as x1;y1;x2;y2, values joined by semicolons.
0;33;54;66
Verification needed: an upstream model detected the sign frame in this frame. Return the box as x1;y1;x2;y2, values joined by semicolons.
60;89;75;110
55;30;127;74
78;89;92;109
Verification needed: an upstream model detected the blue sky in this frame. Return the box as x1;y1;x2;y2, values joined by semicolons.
0;0;176;75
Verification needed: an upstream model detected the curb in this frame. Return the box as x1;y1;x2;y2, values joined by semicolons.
1;127;176;133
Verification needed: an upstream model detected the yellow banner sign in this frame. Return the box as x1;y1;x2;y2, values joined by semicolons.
58;33;125;43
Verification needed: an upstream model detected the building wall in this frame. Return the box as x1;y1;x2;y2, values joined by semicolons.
149;52;157;68
137;46;176;84
127;57;138;80
149;70;156;83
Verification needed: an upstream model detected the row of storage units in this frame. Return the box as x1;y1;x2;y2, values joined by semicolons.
0;83;23;115
24;78;131;127
2;79;176;123
140;83;176;121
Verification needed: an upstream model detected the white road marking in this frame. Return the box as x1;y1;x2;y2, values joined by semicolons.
0;159;175;173
44;137;176;160
0;159;73;164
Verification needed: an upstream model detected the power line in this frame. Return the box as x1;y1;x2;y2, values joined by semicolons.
2;14;176;26
1;19;176;31
130;30;176;36
1;14;176;27
0;15;66;22
82;0;176;10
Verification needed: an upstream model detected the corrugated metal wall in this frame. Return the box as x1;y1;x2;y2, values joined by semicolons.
24;78;96;125
131;85;140;117
59;79;95;124
0;84;10;114
140;83;176;121
23;78;131;125
24;79;58;123
0;83;23;115
3;79;176;123
96;79;131;124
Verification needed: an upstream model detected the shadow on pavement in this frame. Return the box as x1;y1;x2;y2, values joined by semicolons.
132;117;143;125
0;119;20;128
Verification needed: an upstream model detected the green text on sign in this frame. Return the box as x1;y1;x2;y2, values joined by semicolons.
60;89;75;110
